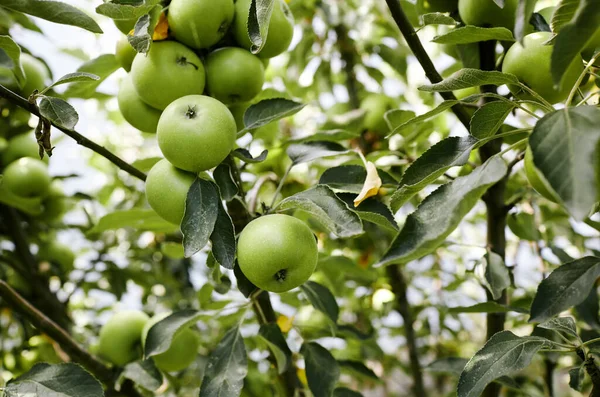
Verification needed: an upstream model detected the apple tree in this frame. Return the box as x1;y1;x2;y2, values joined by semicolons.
0;0;600;396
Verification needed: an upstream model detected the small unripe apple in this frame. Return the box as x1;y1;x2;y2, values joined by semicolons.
19;53;49;97
168;0;235;49
117;75;162;134
97;310;149;366
38;240;75;272
38;181;67;222
1;133;47;166
115;36;136;72
458;0;518;30
3;157;51;198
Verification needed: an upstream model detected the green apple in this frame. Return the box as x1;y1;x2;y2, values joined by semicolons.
502;32;583;104
2;133;46;166
0;67;19;91
145;159;196;225
237;214;318;293
157;95;237;172
38;181;67;222
97;310;149;366
114;18;136;34
458;0;518;30
141;313;199;372
205;47;265;104
168;0;235;49
3;157;50;198
115;36;136;72
360;93;394;135
233;0;294;59
38;240;75;272
117;75;162;134
20;53;50;97
417;0;458;13
524;145;559;203
130;41;206;110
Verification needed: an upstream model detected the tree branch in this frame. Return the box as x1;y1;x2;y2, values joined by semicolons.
387;265;426;397
383;0;472;130
0;280;143;397
0;84;147;182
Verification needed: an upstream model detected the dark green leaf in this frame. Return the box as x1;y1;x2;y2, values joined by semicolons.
538;317;578;339
243;98;306;130
258;323;292;374
419;68;518;92
529;256;600;323
0;35;25;85
62;54;120;99
210;201;236;270
337;193;398;232
569;365;585;392
87;209;178;234
287;141;348;165
338;360;379;381
432;26;514;44
333;388;363;397
0;0;102;33
379;156;507;266
182;178;220;258
300;281;339;324
199;325;248;397
507;212;540;241
319;165;398;193
483;251;511;300
470;101;514;139
234;262;258;298
213;162;238;201
144;310;199;358
38;96;78;129
426;357;468;375
247;0;274;54
301;342;340;397
575;286;600;331
5;363;103;397
232;148;268;163
457;331;549;397
120;360;163;392
448;302;528;314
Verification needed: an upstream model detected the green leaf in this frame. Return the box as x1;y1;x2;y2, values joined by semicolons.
551;0;600;86
386;100;458;138
575;287;600;331
448;302;528;314
538;317;578;339
247;0;275;54
0;0;101;33
4;363;103;397
275;185;363;238
333;388;363;397
457;331;549;397
390;136;479;211
482;251;511;301
62;54;120;99
292;129;360;143
144;309;199;358
301;342;340;397
209;201;236;270
529;106;600;220
507;212;540;241
87;209;177;234
213;162;238;201
379;156;507;266
432;26;514;44
419;68;518;92
569;364;585;392
182;178;220;258
199;324;248;397
337;193;398;232
243;98;306;131
470;101;514;139
0;35;25;86
127;6;162;54
551;0;579;33
43;72;99;93
131;156;162;173
319;165;398;193
286;141;348;165
38;96;78;129
338;360;379;381
234;262;258;298
232;148;268;163
529;256;600;323
421;12;457;26
120;360;163;392
300;281;339;324
426;357;468;375
96;0;160;20
258;323;292;374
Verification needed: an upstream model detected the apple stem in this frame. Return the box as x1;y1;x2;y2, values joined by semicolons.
177;56;199;70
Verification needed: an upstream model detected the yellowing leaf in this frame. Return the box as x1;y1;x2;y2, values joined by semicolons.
153;12;169;41
277;315;294;333
354;161;382;207
297;368;308;386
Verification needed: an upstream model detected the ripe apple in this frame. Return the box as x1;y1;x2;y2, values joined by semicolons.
360;93;394;136
458;0;518;30
233;0;294;59
237;214;318;293
38;181;67;222
502;32;583;104
117;75;162;134
524;146;559;203
19;53;49;97
145;159;196;225
157;95;237;172
97;310;149;366
115;36;136;72
168;0;235;49
1;133;47;166
205;47;265;104
417;0;458;13
38;240;75;272
141;313;200;372
3;157;51;198
130;41;206;110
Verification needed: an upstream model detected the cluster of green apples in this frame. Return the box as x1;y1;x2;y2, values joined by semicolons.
96;310;199;372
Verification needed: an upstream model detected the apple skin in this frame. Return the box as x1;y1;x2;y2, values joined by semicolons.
502;32;583;104
458;0;518;30
3;158;51;198
360;94;394;136
38;181;67;222
19;53;49;97
233;0;295;59
130;41;206;110
115;36;136;72
97;311;149;366
524;146;559;203
205;47;265;104
1;133;48;166
237;214;318;293
38;240;75;272
157;95;237;173
142;313;200;372
145;159;196;225
117;75;162;134
417;0;458;13
168;0;235;50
